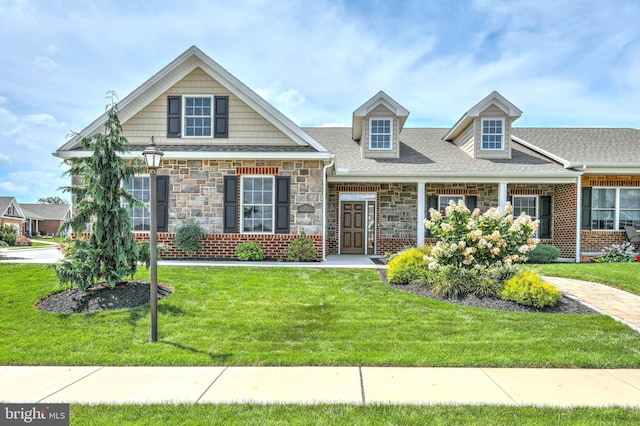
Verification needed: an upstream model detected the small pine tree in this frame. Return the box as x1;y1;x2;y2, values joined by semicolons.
57;92;144;290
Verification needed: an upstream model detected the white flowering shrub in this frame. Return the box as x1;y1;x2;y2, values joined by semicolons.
424;200;539;270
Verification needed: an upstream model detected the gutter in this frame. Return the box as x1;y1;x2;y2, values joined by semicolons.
54;150;333;161
322;156;335;262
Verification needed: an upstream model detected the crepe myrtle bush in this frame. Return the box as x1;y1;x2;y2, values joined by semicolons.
424;200;539;270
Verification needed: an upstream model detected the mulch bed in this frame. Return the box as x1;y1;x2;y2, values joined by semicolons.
35;280;173;314
378;269;599;315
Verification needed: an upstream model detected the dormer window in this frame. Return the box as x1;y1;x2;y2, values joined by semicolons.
370;118;392;150
481;118;504;150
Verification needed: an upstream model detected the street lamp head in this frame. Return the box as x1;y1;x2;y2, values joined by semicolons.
142;136;164;171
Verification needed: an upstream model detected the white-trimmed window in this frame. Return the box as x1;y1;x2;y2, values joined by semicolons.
242;176;274;233
481;118;504;150
592;187;640;230
438;195;465;215
512;195;538;221
184;96;212;137
369;118;392;150
122;176;150;231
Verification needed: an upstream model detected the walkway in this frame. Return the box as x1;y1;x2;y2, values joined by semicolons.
2;366;639;407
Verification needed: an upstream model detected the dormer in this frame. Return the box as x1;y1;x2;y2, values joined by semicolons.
352;91;409;159
443;91;522;160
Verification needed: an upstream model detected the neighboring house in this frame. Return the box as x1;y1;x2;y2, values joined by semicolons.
0;196;26;235
53;46;640;262
20;203;72;236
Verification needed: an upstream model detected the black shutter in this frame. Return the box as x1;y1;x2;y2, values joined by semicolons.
214;96;229;138
156;176;169;232
275;176;290;234
224;176;238;233
539;196;552;239
167;96;182;138
426;195;438;238
466;195;477;212
581;187;592;230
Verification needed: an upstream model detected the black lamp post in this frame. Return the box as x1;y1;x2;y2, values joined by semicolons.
142;137;164;342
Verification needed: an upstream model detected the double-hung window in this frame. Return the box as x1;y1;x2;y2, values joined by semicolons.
481;118;504;150
242;176;274;233
592;187;640;230
370;118;392;150
512;195;538;221
438;195;465;215
184;96;212;137
122;176;150;231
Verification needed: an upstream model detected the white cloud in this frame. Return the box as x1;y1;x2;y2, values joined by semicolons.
0;152;11;166
34;55;57;70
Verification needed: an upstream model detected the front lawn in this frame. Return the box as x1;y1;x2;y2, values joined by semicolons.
534;262;640;296
1;264;639;367
70;404;640;425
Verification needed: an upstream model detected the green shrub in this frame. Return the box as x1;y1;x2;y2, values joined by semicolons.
501;271;562;309
284;233;318;261
468;273;501;298
0;224;18;246
0;240;8;247
593;242;636;263
431;265;470;299
137;241;171;268
173;220;205;255
387;247;429;284
489;264;520;283
236;241;265;261
527;244;561;264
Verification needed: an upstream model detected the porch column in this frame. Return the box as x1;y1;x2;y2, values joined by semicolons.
417;181;426;246
498;182;508;209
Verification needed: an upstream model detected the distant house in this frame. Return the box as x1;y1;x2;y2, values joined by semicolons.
20;204;71;236
0;196;26;234
54;46;640;262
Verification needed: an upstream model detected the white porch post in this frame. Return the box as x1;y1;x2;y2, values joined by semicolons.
417;181;426;246
498;182;508;209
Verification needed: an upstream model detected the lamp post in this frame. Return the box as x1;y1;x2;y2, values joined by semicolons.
142;137;164;342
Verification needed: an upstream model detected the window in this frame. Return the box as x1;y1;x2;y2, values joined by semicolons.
592;187;640;230
6;205;15;216
512;195;538;220
369;118;392;150
481;118;504;150
438;195;465;215
122;176;150;231
242;177;274;233
184;96;212;137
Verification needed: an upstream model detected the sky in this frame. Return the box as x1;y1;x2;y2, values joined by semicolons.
1;0;639;203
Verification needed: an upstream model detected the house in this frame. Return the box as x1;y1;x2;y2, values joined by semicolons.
0;196;26;235
19;203;71;236
54;46;640;262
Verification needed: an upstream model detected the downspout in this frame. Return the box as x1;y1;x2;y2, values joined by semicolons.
575;166;585;262
322;156;335;261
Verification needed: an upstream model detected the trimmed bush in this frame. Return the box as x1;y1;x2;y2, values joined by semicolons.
501;270;562;309
284;233;318;261
236;241;265;261
527;244;561;264
0;224;18;246
173;220;205;256
387;247;429;284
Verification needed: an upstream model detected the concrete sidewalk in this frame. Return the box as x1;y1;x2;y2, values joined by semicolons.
1;366;640;407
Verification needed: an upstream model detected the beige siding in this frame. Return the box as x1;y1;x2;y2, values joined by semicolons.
474;104;511;159
452;122;475;157
360;104;400;159
122;67;297;146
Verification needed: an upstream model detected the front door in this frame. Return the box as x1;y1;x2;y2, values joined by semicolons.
341;201;365;254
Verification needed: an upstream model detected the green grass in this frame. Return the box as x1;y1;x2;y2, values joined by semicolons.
534;262;640;296
4;241;54;249
69;404;640;425
1;264;639;367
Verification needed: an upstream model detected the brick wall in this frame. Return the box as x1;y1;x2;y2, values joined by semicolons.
549;183;577;259
135;232;323;261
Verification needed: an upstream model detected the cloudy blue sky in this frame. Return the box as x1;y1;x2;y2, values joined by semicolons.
1;0;639;202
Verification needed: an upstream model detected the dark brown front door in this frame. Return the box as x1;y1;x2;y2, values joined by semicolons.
341;202;365;254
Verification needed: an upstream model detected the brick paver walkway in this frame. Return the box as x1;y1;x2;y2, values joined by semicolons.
544;276;640;332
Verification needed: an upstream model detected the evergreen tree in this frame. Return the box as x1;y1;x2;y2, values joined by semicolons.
57;92;144;290
38;196;68;204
